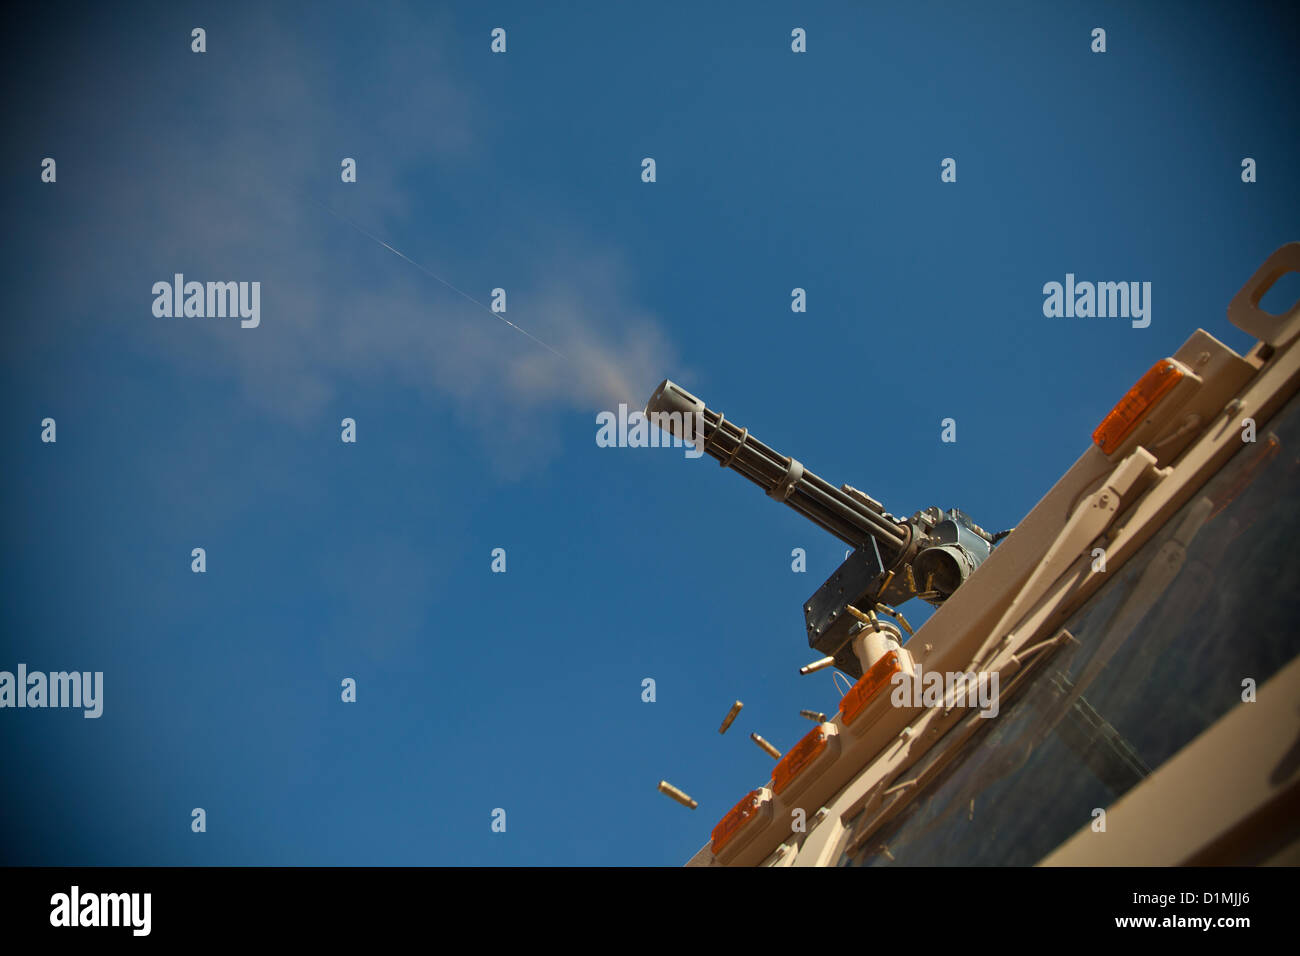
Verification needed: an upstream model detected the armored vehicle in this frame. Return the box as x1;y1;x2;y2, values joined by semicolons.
647;242;1300;867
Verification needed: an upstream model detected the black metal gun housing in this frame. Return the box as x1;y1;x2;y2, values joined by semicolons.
646;380;999;677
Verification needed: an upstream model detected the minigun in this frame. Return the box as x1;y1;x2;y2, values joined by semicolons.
645;380;1007;678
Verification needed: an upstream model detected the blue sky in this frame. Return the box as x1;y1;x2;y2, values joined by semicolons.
1;1;1297;865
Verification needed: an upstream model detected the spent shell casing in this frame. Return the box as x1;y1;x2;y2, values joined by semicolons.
657;780;698;809
799;709;828;723
718;700;744;734
800;655;836;675
751;733;782;760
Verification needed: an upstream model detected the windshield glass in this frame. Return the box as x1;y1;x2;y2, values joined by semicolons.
838;390;1300;866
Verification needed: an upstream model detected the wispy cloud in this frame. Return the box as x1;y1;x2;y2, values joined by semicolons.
16;5;677;475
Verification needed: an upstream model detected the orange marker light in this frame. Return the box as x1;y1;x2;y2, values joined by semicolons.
1093;360;1185;455
712;789;765;855
772;725;832;795
841;650;903;726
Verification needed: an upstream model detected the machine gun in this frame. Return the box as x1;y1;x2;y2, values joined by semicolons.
645;380;1007;678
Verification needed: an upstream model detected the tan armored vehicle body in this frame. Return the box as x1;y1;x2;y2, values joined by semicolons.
666;243;1300;867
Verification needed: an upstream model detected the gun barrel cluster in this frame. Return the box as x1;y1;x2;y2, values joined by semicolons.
645;380;908;557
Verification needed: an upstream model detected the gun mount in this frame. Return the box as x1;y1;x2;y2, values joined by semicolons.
646;379;1004;678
